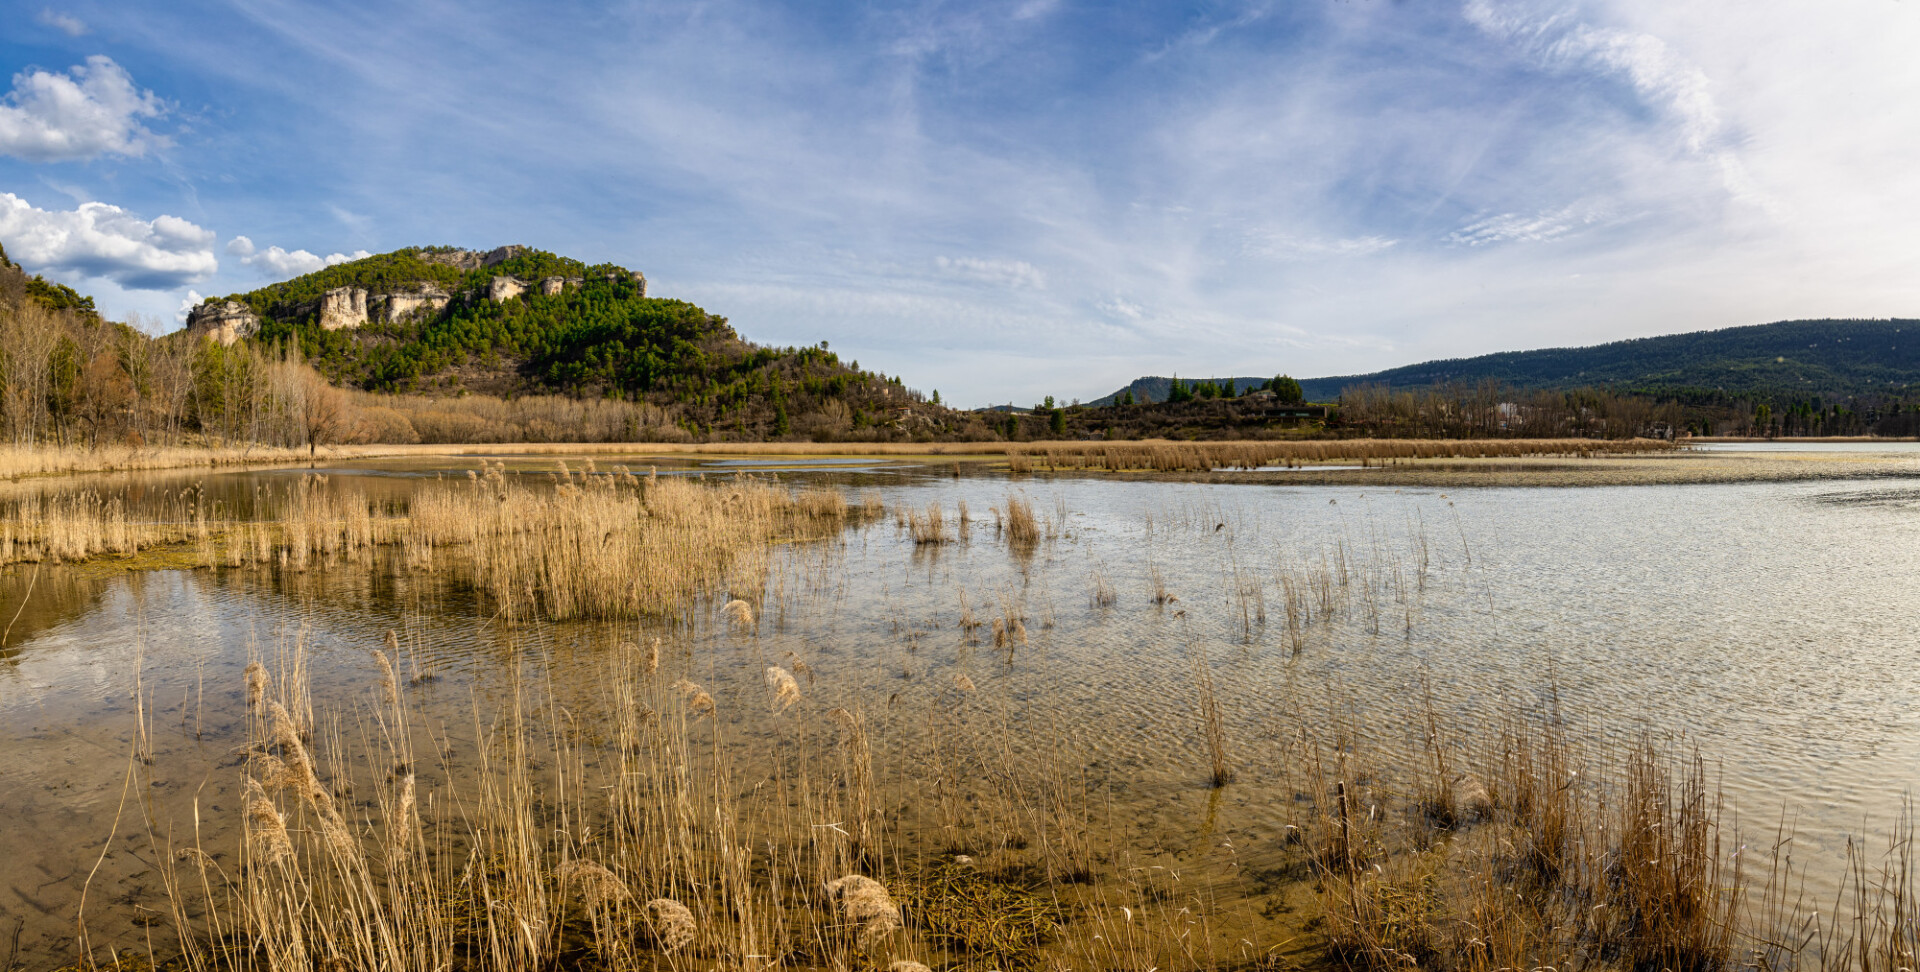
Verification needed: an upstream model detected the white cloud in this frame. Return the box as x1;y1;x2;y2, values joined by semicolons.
0;56;166;162
934;255;1046;289
36;8;88;37
1445;205;1609;247
1097;296;1146;320
174;289;203;324
1464;0;1775;214
1248;233;1399;259
226;235;370;277
0;192;217;289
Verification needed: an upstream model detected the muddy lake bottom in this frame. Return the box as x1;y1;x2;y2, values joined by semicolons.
2;449;1919;969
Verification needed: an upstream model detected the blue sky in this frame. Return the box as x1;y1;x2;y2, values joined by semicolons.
2;1;1917;406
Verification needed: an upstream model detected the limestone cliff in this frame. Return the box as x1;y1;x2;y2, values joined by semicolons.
183;244;648;345
184;301;261;345
380;284;450;320
318;287;369;330
416;245;526;272
488;276;527;302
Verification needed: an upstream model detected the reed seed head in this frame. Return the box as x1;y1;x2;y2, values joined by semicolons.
766;666;801;711
244;779;294;867
723;598;755;628
672;679;715;720
244;662;268;709
825;874;899;922
644;897;696;952
371;649;397;705
555;859;632;908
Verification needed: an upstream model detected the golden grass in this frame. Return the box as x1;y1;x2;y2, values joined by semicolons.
0;442;384;480
0;462;867;620
1002;495;1040;549
141;632;1078;972
52;466;1920;972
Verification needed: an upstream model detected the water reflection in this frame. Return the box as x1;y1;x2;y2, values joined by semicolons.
3;463;1919;965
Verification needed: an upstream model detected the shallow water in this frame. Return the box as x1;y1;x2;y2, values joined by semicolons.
3;456;1919;966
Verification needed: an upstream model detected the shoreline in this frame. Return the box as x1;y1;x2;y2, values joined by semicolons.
9;439;1920;489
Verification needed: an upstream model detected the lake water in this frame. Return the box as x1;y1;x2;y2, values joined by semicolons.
3;453;1917;967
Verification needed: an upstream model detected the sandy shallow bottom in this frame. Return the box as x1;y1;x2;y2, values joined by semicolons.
5;450;1920;968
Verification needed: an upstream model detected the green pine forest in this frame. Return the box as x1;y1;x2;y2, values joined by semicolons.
211;246;977;441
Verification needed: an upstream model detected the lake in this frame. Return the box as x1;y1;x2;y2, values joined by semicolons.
2;449;1916;969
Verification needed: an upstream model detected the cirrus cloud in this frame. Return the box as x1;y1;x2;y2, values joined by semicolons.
933;255;1046;289
0;55;166;162
0;192;217;289
36;9;89;37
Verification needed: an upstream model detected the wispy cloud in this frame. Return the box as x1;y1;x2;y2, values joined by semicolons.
36;8;88;37
934;255;1045;289
1445;205;1608;247
1247;232;1399;260
8;2;1919;402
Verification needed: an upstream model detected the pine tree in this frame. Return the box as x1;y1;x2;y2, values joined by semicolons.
1271;374;1304;404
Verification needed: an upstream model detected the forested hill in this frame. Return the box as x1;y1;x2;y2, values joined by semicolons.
184;245;970;440
1089;376;1272;406
1296;318;1920;403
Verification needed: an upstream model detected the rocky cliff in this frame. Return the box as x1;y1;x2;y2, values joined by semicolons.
184;301;261;344
184;245;646;346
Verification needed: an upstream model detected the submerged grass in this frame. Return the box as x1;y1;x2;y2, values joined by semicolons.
41;466;1920;972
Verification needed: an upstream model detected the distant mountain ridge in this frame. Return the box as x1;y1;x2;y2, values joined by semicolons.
1291;318;1920;402
1093;319;1920;407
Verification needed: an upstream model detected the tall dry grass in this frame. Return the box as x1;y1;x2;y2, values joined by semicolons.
136;619;1156;972
0;463;867;620
0;442;377;480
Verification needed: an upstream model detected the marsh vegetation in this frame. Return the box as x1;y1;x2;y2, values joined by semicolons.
2;458;1916;972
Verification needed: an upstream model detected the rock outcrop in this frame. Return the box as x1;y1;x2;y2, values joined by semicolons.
185;247;648;344
489;276;527;302
318;287;369;330
185;301;260;346
379;284;450;321
417;244;526;272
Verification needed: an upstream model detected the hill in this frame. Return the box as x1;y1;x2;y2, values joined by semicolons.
183;245;979;442
1089;376;1274;406
1294;318;1920;402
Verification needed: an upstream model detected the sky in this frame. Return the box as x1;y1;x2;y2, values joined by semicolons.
0;1;1917;406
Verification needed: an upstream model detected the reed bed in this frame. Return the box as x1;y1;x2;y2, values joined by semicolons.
135;628;1180;972
1279;703;1920;972
124;629;1920;972
0;442;387;480
0;463;866;620
42;461;1920;972
1009;437;1674;473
